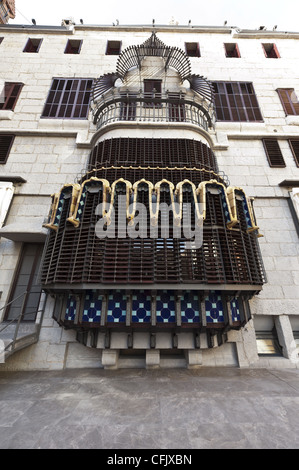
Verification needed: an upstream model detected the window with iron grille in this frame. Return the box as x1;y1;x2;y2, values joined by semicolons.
224;43;241;58
277;89;299;116
64;39;82;54
289;140;299;167
4;243;43;322
106;40;121;55
262;43;280;58
23;38;43;53
0;82;23;111
185;42;200;57
263;139;286;167
41;78;93;119
212;81;263;122
0;134;15;164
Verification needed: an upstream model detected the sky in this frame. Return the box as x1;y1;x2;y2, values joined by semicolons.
9;0;299;32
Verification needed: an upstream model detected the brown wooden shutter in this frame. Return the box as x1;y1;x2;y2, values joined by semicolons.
289;140;299;167
263;139;286;167
0;134;15;163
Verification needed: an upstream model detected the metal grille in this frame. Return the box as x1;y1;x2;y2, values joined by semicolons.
41;183;265;286
88;138;219;173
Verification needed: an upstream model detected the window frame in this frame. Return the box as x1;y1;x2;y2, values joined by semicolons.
185;42;200;57
0;82;23;111
64;39;83;54
212;81;263;122
41;77;93;120
105;40;122;55
262;43;280;58
0;134;15;164
23;37;43;53
277;88;299;116
224;43;241;58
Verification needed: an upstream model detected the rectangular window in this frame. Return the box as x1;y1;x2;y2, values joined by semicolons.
254;315;282;356
212;81;263;122
277;88;299;116
4;244;43;322
185;42;200;57
0;82;23;111
262;43;280;58
224;43;240;58
263;139;286;167
0;134;15;164
41;78;93;119
289;140;299;167
106;40;121;55
23;38;43;53
64;39;82;54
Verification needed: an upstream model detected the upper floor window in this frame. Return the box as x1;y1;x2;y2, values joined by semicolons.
277;88;299;116
212;81;263;122
23;38;43;53
0;82;23;111
64;39;82;54
41;78;93;119
262;43;280;58
106;40;121;55
185;42;200;57
0;134;15;164
224;43;240;58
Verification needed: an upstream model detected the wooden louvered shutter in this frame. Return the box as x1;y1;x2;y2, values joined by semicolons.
0;134;14;164
277;89;299;115
263;139;286;167
289;140;299;167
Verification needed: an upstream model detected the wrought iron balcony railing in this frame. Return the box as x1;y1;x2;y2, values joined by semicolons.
91;89;215;132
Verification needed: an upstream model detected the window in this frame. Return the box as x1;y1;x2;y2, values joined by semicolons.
64;39;82;54
4;244;43;322
254;315;282;356
277;88;299;116
106;40;121;55
224;43;240;58
262;43;280;58
263;139;286;167
41;78;93;119
212;81;263;122
185;42;200;57
0;37;3;44
289;140;299;167
144;79;162;107
0;134;14;164
0;82;23;111
23;38;43;53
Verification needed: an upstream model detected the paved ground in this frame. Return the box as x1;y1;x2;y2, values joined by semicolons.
1;367;299;449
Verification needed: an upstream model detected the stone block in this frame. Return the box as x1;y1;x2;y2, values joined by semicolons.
146;349;160;369
101;349;119;369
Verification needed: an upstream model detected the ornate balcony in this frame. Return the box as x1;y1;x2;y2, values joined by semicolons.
91;88;215;132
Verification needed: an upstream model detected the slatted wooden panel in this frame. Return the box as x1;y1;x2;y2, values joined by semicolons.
0;134;14;163
263;139;286;167
289;140;299;167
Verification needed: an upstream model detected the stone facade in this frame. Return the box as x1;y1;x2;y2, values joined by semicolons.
0;22;298;370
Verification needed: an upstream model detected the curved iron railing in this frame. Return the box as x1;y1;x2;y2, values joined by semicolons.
92;89;215;132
